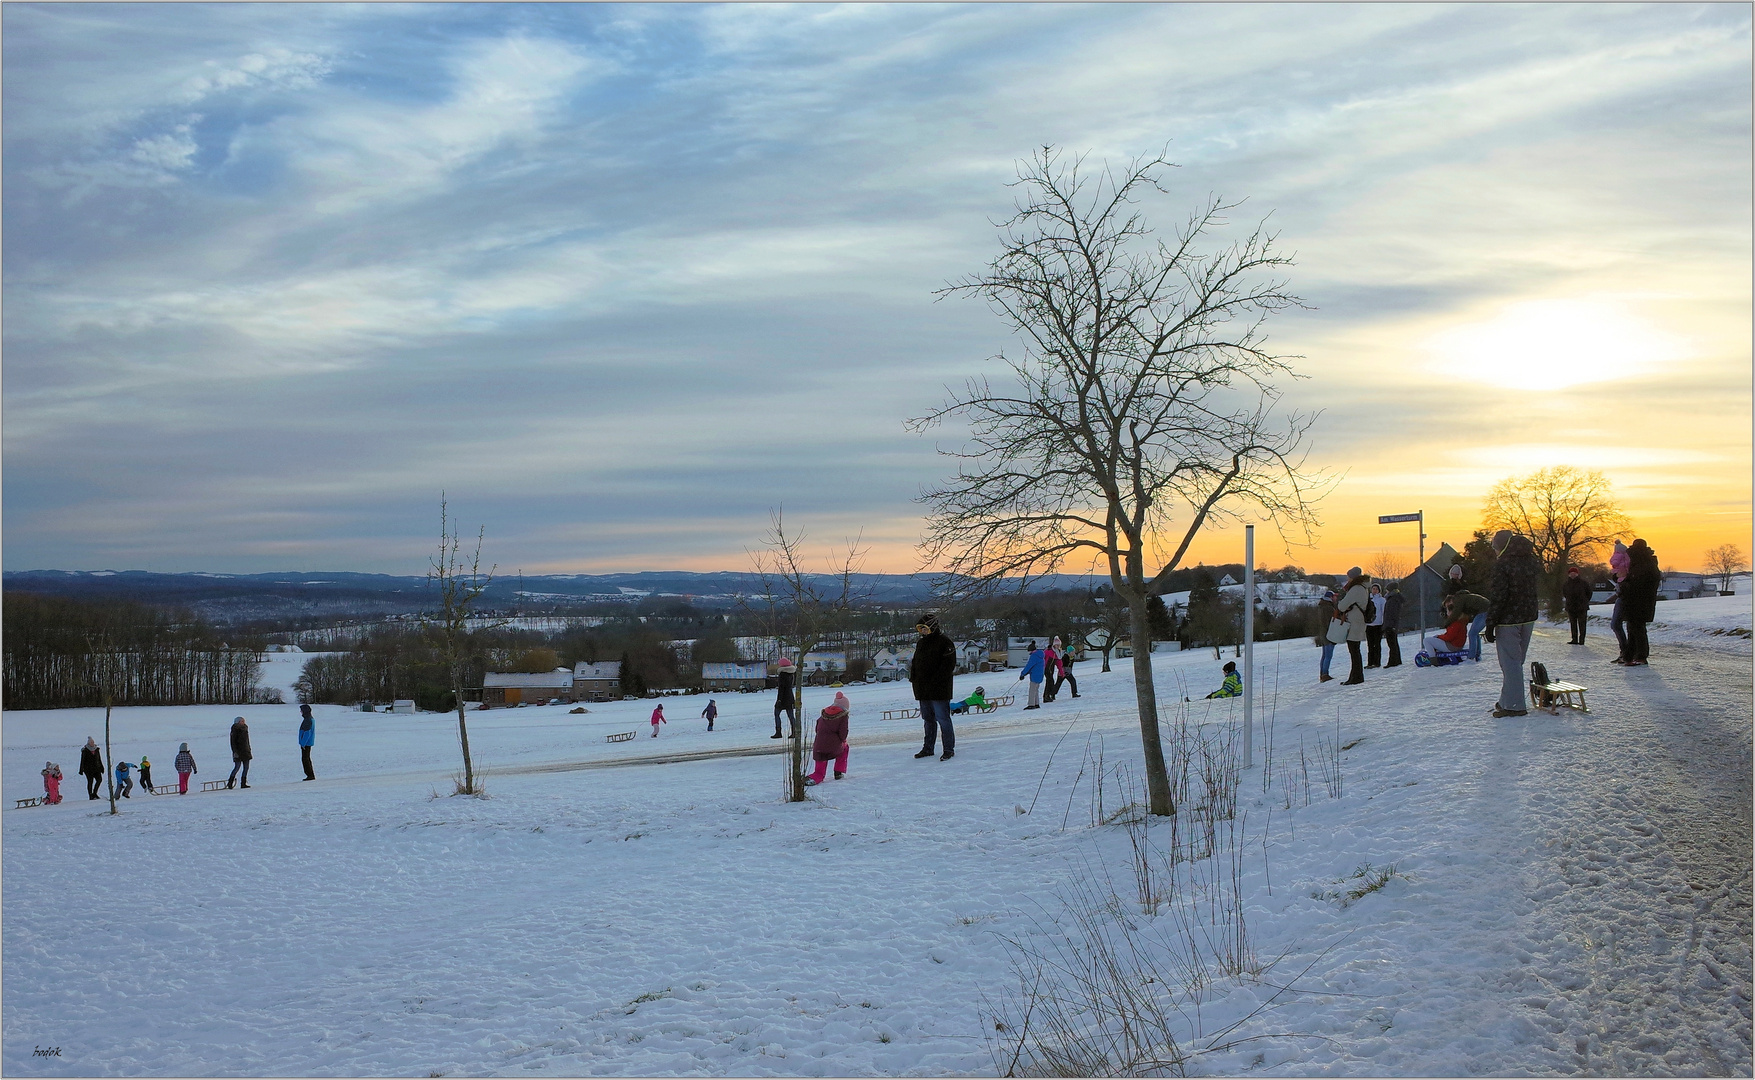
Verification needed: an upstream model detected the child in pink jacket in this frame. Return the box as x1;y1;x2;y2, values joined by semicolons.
650;704;666;737
804;692;851;787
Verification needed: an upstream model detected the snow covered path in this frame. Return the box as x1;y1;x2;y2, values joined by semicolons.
3;602;1749;1076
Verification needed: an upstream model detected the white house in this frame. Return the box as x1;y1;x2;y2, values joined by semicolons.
700;661;768;691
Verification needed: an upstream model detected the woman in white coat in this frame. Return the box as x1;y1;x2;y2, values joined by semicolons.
1337;569;1372;685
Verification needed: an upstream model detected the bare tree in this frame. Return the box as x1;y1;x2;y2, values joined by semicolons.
1482;466;1630;611
428;496;495;797
910;148;1326;817
1365;551;1411;584
1705;544;1749;594
746;510;869;802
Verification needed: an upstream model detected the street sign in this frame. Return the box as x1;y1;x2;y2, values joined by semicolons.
1378;513;1421;524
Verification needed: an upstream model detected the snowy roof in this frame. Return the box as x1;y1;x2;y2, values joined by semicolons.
574;661;622;680
701;662;767;679
484;671;573;689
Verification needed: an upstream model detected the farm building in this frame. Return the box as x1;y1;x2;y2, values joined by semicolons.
482;669;576;708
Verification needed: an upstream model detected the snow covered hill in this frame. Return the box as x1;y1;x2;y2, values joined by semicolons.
3;597;1748;1076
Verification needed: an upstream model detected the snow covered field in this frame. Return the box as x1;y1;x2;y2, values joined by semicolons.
4;596;1750;1076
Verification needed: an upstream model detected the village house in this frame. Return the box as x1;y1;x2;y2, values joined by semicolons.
700;661;768;692
573;661;622;701
481;668;575;708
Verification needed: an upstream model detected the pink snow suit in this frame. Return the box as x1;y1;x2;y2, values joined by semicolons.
42;763;62;804
650;705;666;736
808;692;852;783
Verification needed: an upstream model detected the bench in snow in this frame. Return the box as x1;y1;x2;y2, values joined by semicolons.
605;731;637;743
14;797;42;809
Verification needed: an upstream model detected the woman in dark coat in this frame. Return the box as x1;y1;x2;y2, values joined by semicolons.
1618;539;1661;666
78;737;105;800
771;659;798;740
227;717;253;789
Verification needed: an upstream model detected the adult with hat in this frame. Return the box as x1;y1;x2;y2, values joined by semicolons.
1336;568;1372;685
1485;530;1542;716
298;703;316;780
909;612;959;761
227;716;254;788
1561;565;1594;645
78;736;105;800
771;658;799;739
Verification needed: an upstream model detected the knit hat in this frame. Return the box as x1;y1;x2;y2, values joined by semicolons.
1567;566;1580;574
1346;566;1362;578
180;742;189;751
776;657;794;669
234;716;246;724
1223;661;1236;673
1449;564;1463;578
1490;530;1515;554
833;691;850;713
916;613;940;631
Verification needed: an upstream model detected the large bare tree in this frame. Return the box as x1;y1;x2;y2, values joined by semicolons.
1482;466;1630;610
1705;543;1748;594
909;148;1324;817
746;510;868;803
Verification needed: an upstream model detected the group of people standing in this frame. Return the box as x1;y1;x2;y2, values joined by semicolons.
1014;637;1079;709
1316;569;1407;684
1321;529;1666;717
50;705;317;805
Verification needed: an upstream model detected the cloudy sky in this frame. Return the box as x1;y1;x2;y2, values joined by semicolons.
4;3;1749;577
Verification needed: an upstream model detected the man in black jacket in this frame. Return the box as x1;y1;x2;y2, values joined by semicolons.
1382;585;1405;667
1619;539;1661;665
1485;531;1542;717
227;716;253;789
909;613;959;761
1561;566;1593;645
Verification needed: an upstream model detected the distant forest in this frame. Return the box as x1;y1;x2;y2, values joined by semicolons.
2;593;274;710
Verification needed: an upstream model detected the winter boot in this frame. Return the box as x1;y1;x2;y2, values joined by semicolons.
913;749;934;759
940;750;954;761
834;771;845;780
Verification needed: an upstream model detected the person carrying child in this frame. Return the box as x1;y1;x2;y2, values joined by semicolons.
114;759;135;799
138;754;155;794
41;762;63;805
804;691;851;787
1204;661;1243;699
175;742;197;794
650;703;666;737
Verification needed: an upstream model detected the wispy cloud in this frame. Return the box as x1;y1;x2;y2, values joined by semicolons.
3;3;1748;574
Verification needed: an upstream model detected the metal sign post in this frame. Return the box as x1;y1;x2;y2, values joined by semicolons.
1378;511;1426;648
1243;525;1254;769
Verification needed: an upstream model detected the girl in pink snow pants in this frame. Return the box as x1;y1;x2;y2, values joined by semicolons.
805;692;851;786
42;762;62;804
650;704;666;737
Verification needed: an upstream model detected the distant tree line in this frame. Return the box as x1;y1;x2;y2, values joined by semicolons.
3;592;270;710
